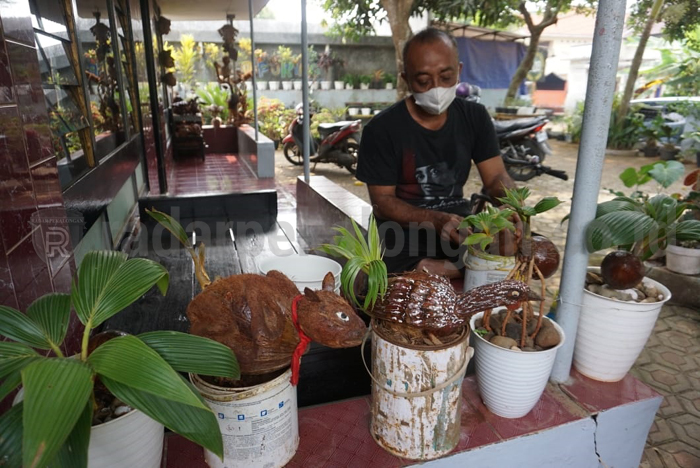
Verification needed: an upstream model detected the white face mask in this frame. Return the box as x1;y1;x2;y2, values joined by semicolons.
412;83;459;115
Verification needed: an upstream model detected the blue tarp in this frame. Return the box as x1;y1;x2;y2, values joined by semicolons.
456;37;526;91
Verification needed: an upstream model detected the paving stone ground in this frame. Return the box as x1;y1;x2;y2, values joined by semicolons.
275;139;700;467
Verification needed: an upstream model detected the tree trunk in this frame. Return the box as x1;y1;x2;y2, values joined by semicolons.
380;0;413;99
617;0;664;120
505;29;542;103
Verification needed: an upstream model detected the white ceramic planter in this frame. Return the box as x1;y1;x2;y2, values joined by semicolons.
385;83;394;90
665;244;700;275
463;250;516;292
320;81;331;90
281;81;293;91
573;274;671;382
334;81;345;90
470;311;565;419
191;369;299;468
292;80;303;90
345;83;353;90
310;81;319;90
361;108;371;115
370;322;472;460
348;107;359;115
256;81;267;91
257;254;341;293
360;83;370;90
268;81;280;91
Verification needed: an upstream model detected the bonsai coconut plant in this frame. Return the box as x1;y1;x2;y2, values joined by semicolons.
0;250;239;468
574;163;700;381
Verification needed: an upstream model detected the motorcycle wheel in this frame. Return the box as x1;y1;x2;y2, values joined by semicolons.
283;141;304;166
505;139;546;182
345;142;359;175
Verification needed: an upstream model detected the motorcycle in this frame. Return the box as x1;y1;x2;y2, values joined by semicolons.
455;83;568;182
281;103;362;174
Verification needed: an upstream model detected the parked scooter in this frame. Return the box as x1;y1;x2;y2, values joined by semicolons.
455;83;568;182
282;103;362;174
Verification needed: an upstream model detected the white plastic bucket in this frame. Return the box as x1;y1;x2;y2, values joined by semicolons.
470;311;565;419
665;244;700;275
463;251;516;292
573;275;671;382
257;254;341;293
14;390;164;468
367;322;473;460
190;369;299;468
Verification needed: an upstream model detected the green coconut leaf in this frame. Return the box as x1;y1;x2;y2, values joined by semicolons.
0;341;41;379
26;293;72;353
100;376;224;459
0;305;52;350
0;370;22;402
0;402;23;468
72;251;169;329
137;331;240;379
534;197;562;214
53;401;91;468
88;335;208;409
21;358;93;468
586;211;657;252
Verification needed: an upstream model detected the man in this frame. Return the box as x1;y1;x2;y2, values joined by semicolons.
356;28;516;278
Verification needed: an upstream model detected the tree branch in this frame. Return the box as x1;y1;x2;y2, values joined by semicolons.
519;3;535;30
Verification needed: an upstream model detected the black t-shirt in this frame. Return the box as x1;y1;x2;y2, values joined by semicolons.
356;99;500;215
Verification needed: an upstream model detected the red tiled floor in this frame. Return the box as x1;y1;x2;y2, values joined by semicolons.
170;153;275;196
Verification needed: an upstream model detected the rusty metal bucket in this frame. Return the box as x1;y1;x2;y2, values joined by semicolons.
364;321;473;460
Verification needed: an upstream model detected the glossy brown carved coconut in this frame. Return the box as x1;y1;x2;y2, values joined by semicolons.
600;250;645;290
532;236;560;279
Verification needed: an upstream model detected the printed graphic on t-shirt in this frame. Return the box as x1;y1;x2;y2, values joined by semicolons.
414;162;458;200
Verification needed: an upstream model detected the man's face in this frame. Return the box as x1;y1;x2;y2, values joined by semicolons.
402;39;461;95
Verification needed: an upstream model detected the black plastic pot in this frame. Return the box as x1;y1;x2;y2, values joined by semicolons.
642;145;659;158
659;146;678;161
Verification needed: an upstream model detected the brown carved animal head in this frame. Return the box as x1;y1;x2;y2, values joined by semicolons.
297;273;366;348
457;280;535;318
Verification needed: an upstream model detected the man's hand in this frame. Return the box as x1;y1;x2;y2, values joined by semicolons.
439;213;470;245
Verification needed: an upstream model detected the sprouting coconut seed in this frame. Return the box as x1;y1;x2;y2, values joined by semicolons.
532;236;560;279
600;250;645;290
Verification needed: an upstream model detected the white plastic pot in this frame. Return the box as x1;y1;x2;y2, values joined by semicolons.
320;81;331;90
257;254;341;293
14;389;164;468
385;83;394;90
573;274;671;382
665;244;700;275
256;81;267;91
360;83;370;90
348;107;359;115
268;81;280;91
191;369;299;468
88;409;164;468
292;80;303;90
463;250;516;292
470;311;565;419
334;81;345;90
345;83;353;90
310;81;319;90
281;81;293;91
361;108;371;115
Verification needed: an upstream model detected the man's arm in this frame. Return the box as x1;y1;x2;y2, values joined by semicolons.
367;185;464;244
475;156;516;201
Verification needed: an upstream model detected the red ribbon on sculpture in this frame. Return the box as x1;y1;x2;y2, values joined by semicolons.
290;294;311;386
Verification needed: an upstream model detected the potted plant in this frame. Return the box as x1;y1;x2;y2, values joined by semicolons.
576;164;700;381
317;46;342;90
658;121;679;161
384;73;396;90
0;250;239;468
640;116;661;157
460;206;517;291
253;49;268;90
359;75;372;90
468;187;565;419
666;168;700;274
276;46;295;91
342;73;356;90
371;69;384;89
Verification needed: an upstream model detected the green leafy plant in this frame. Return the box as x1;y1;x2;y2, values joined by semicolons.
459;206;515;252
276;45;294;65
195;83;231;123
166;34;199;89
319;215;387;311
342;73;357;87
0;251;239;468
359;74;372;85
616;160;686;200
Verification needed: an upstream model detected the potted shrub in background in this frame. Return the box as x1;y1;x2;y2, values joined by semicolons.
640;116;661;157
0;250;239;468
384;73;396;90
342;73;356;90
277;46;295;90
666;168;700;274
575;163;700;381
359;75;372;90
371;69;384;89
658;121;679;161
254;49;268;90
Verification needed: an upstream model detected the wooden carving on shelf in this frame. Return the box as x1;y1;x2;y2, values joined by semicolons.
211;15;251;127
